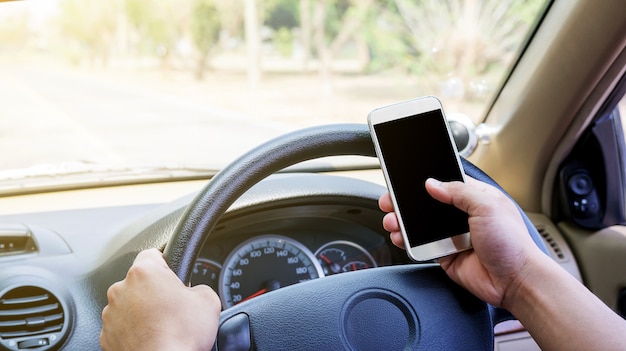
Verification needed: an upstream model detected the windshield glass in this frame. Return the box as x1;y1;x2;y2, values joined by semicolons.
0;0;549;188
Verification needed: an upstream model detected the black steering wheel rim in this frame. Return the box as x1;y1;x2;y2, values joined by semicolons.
163;123;548;350
164;123;379;282
164;123;546;280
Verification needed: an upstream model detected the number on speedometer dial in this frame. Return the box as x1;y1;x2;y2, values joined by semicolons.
219;235;324;308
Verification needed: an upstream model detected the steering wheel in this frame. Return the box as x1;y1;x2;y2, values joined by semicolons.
164;123;548;350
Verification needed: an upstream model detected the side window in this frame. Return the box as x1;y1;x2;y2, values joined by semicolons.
620;95;626;132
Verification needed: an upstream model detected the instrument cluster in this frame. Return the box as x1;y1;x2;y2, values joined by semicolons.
191;230;392;309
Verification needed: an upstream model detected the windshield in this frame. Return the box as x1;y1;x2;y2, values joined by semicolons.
0;0;549;189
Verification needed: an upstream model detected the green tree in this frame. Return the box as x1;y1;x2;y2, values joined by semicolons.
358;0;413;74
124;0;188;69
393;0;546;101
191;0;221;80
265;0;299;57
214;2;244;41
57;0;119;67
265;0;299;30
304;0;375;93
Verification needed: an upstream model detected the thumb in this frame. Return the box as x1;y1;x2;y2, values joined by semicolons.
424;178;460;206
424;177;495;216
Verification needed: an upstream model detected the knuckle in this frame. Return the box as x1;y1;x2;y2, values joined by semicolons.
106;281;121;303
101;305;109;322
126;260;152;280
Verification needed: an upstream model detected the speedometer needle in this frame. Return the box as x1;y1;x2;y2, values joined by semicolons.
319;254;341;274
319;254;332;264
240;288;268;303
239;280;282;304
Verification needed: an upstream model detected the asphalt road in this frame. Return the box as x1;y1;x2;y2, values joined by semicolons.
0;67;297;171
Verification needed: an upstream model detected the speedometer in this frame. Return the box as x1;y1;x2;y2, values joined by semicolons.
219;235;324;308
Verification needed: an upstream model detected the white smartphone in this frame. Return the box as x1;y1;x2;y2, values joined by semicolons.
368;96;471;261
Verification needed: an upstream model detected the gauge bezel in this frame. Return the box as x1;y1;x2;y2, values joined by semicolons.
190;258;222;290
219;235;324;308
314;240;377;275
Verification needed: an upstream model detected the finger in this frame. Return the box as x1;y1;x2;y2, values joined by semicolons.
131;249;176;281
424;178;457;205
125;251;173;285
382;212;400;233
101;304;111;323
100;306;113;350
436;253;458;270
99;329;109;351
134;248;169;268
106;281;123;304
378;192;394;212
425;177;500;216
389;231;405;249
190;284;216;295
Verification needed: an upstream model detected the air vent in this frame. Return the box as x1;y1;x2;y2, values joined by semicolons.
0;286;67;351
536;225;565;261
0;225;37;257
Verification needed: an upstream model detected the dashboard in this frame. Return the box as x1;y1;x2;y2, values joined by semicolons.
0;171;581;350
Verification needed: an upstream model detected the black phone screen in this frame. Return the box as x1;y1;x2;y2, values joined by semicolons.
374;110;469;247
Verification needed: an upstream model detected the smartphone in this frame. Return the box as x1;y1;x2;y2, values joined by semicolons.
368;96;471;261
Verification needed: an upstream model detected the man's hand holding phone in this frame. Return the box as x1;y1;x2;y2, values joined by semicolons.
378;176;544;308
372;97;626;351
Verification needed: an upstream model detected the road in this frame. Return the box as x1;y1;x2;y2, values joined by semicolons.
0;66;300;171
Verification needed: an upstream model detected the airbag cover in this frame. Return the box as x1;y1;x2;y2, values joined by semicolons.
217;264;493;350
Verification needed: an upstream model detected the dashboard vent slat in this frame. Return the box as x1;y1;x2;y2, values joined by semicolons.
0;286;68;350
1;293;49;306
0;303;59;317
0;324;63;339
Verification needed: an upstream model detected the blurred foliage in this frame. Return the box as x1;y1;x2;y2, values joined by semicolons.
191;0;221;79
1;0;547;94
57;0;118;66
391;0;546;99
124;0;187;65
192;0;220;55
213;1;244;40
274;27;293;57
264;0;299;57
265;0;299;30
0;10;30;50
